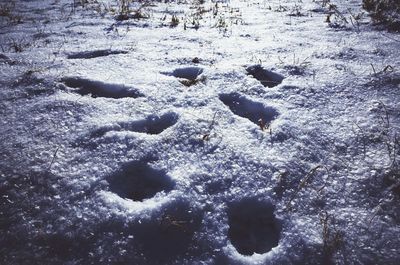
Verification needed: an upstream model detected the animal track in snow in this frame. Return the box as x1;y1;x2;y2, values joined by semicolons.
164;66;204;86
91;113;178;137
219;92;279;128
61;77;143;99
227;198;281;255
107;158;175;201
66;49;128;59
246;64;284;87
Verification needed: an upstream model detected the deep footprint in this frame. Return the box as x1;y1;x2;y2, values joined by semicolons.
107;159;175;201
62;77;143;99
227;198;281;255
120;113;178;135
246;64;284;88
66;49;128;59
164;66;204;86
91;113;178;137
219;92;279;127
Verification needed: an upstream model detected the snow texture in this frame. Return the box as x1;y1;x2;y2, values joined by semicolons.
1;0;400;264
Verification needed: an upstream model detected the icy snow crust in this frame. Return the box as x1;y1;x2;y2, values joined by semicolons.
1;0;400;264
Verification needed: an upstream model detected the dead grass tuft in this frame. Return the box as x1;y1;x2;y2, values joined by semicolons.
363;0;400;31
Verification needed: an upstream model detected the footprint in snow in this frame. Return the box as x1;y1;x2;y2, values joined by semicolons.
90;112;178;138
66;49;128;59
107;158;175;202
61;76;144;99
219;92;279;130
227;198;281;256
246;64;284;88
163;66;204;86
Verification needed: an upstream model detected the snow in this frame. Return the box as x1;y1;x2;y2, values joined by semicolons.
1;0;400;264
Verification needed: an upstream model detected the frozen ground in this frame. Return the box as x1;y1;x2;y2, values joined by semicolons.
0;0;399;264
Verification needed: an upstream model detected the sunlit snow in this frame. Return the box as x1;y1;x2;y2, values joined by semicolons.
1;0;399;264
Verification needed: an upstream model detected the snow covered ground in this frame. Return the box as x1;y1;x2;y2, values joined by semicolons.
1;0;399;264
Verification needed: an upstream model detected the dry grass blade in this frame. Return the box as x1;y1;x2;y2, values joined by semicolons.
285;165;330;211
